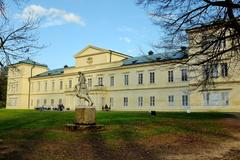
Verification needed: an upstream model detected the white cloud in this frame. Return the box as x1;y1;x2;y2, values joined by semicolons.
120;37;131;43
16;4;85;27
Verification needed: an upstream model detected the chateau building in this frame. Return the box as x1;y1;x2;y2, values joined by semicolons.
6;26;240;112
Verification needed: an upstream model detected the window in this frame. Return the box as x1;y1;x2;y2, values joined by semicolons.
69;80;72;88
52;81;55;91
149;71;155;84
168;71;174;82
44;81;47;91
203;65;210;79
110;76;114;87
150;96;155;106
221;63;228;77
182;95;189;106
87;78;92;88
203;64;218;79
59;98;62;104
138;73;143;85
38;82;40;91
8;98;17;106
43;99;47;105
124;74;129;86
168;95;174;106
37;99;40;106
98;77;103;86
60;81;63;90
203;91;229;106
138;96;143;107
51;99;54;106
123;97;128;107
110;97;114;107
181;69;188;81
211;64;218;78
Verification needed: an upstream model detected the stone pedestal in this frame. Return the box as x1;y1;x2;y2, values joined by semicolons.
75;107;96;125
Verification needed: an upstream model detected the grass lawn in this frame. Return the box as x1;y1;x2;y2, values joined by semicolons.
0;109;240;160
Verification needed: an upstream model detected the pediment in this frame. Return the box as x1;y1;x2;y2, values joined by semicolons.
74;45;108;58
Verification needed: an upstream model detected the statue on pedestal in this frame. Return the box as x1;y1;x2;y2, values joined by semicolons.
74;72;93;106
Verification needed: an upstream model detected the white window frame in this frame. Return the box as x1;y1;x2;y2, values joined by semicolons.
98;77;103;86
110;97;114;107
181;69;188;81
138;73;143;85
124;74;129;86
138;96;143;107
124;97;128;107
168;95;174;106
149;71;155;84
182;95;189;106
87;78;92;88
110;76;114;87
60;80;63;90
150;96;155;107
168;70;174;82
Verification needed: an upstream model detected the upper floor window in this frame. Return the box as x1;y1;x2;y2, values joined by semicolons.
138;73;143;85
44;81;47;91
69;80;72;88
60;81;63;90
150;96;155;106
181;69;188;81
203;64;218;79
124;74;129;86
87;78;92;88
168;70;174;82
110;76;114;87
98;77;103;86
221;63;228;77
149;71;155;84
37;82;41;91
52;81;55;91
123;97;128;107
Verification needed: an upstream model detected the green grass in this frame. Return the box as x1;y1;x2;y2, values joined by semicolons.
0;109;236;141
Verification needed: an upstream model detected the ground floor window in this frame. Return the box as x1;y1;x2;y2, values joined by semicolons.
124;97;128;107
138;96;143;107
59;98;62;104
110;97;114;107
182;95;188;106
203;91;229;106
150;96;155;106
168;95;174;106
8;98;17;106
51;99;54;106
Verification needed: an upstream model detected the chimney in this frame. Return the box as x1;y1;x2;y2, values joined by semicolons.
181;46;187;51
148;50;154;55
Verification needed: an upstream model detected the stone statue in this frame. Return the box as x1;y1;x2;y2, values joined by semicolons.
75;72;94;106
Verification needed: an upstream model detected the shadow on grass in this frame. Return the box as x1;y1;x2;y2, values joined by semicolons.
83;125;160;160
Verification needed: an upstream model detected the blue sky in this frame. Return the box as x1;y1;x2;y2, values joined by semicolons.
8;0;161;69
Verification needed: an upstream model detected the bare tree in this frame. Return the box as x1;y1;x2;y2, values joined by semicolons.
0;0;41;68
137;0;240;89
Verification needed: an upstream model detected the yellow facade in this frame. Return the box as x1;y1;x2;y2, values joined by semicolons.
6;42;240;111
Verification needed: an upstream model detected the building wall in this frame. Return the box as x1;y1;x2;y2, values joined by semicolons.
6;44;240;112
